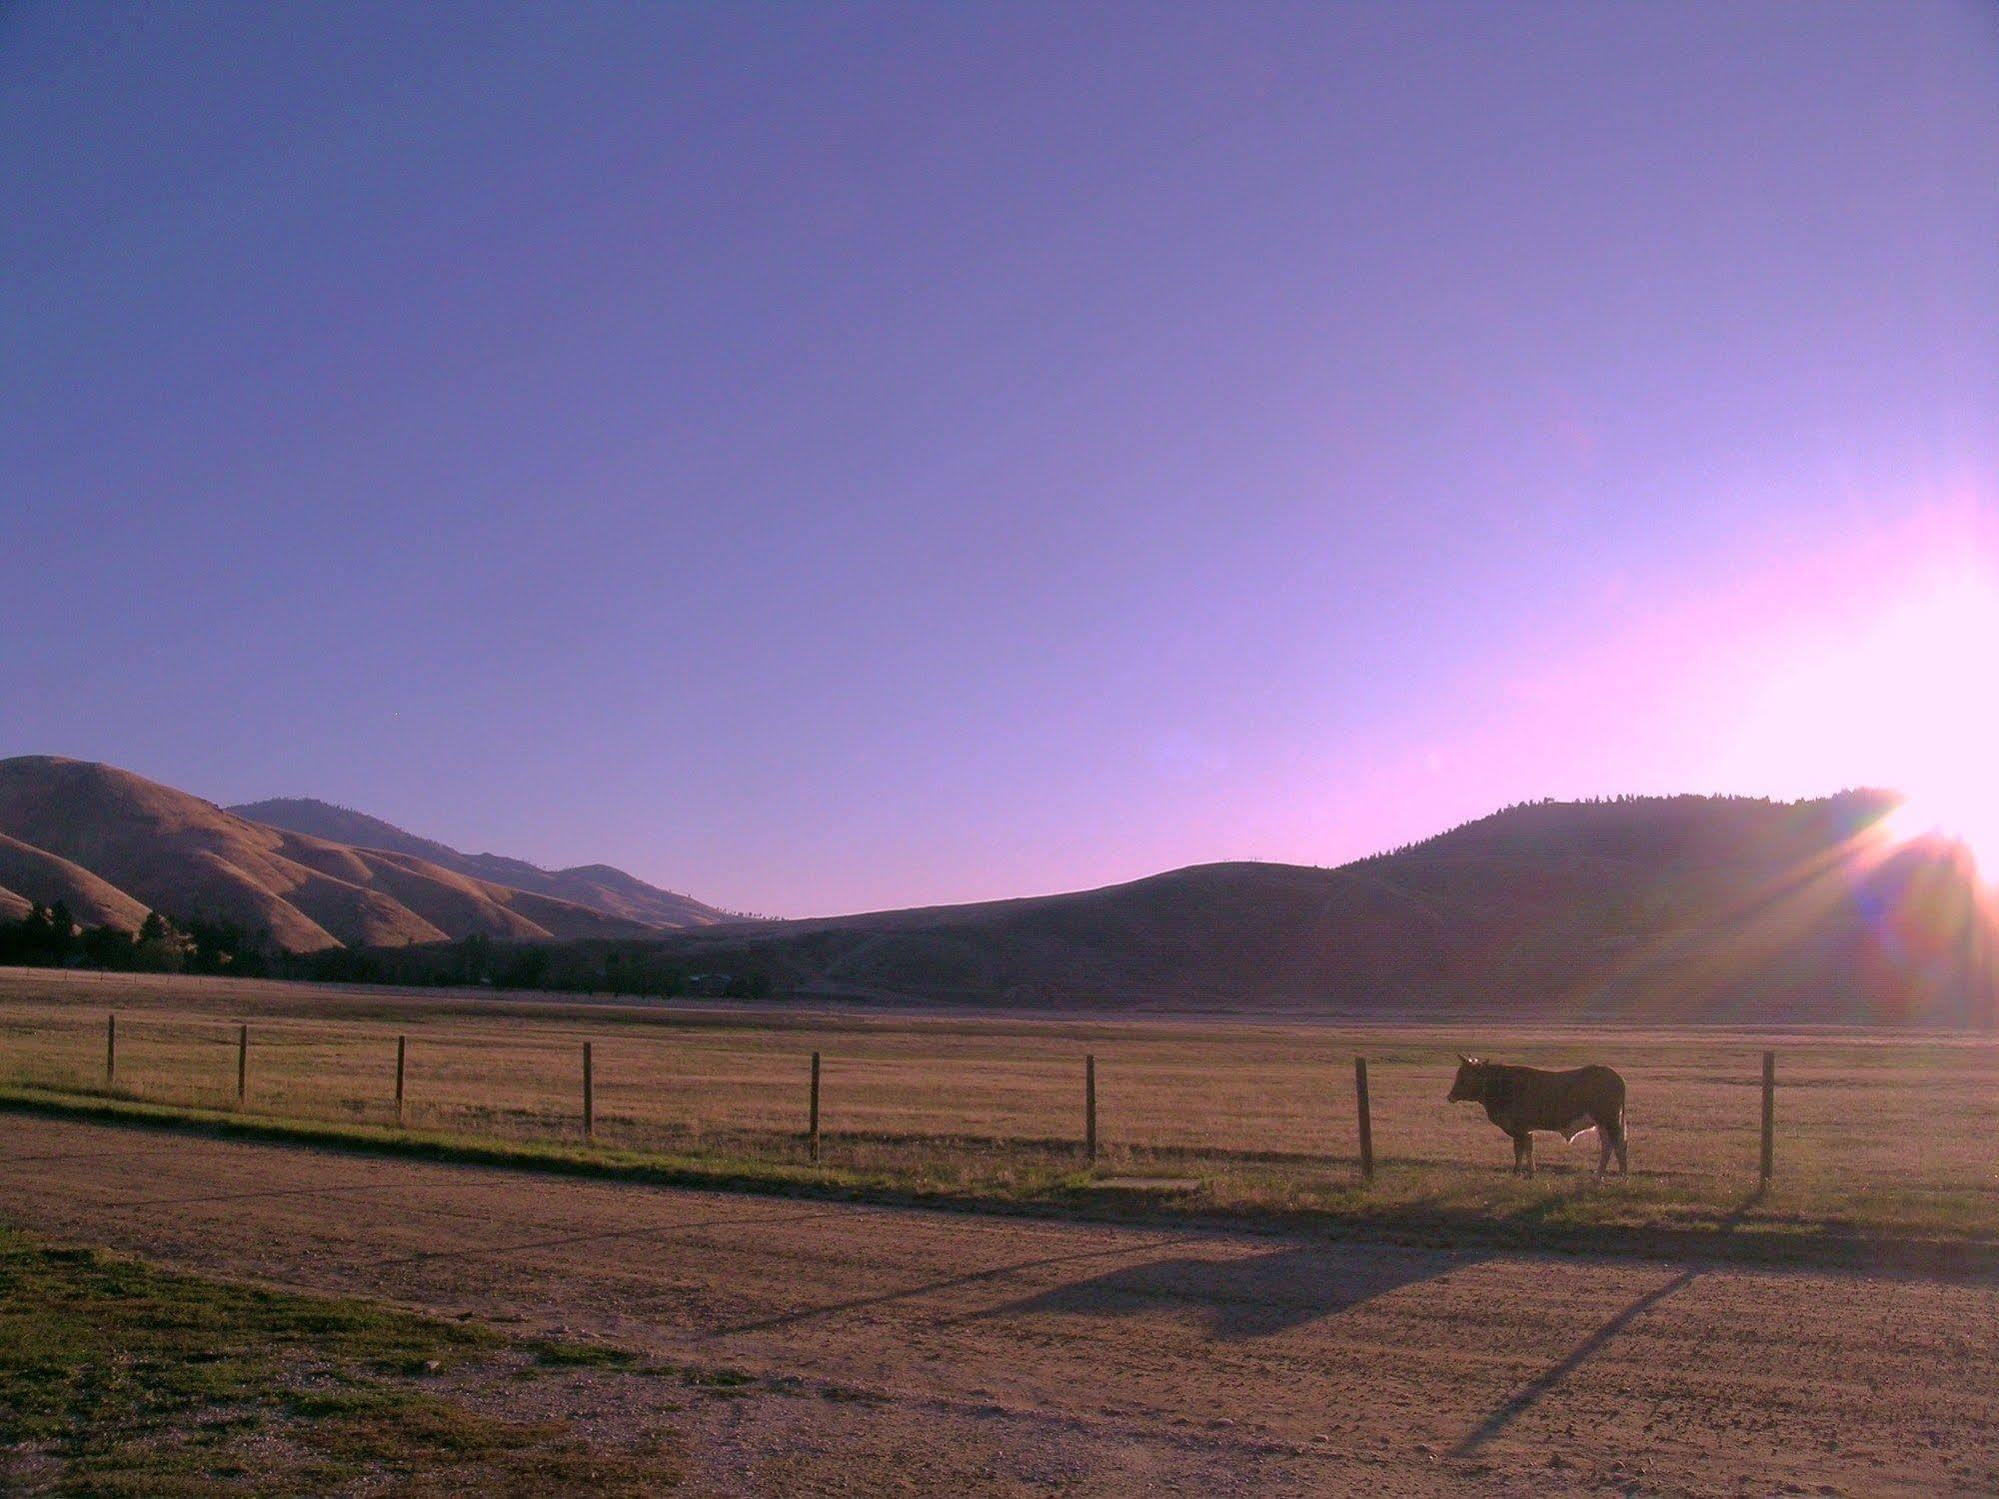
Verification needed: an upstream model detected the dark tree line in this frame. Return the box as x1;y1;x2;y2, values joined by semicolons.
289;936;773;999
0;904;271;976
2;904;774;1000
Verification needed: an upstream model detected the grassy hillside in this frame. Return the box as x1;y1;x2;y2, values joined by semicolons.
230;796;728;928
0;832;151;931
0;758;659;951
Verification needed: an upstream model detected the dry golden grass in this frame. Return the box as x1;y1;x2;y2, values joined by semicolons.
4;968;1997;1244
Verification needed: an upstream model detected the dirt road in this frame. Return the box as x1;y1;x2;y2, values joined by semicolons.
4;1115;1995;1495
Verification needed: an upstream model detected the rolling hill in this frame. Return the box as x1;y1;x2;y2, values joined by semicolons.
227;797;726;929
625;792;1996;1024
0;757;664;951
0;831;153;931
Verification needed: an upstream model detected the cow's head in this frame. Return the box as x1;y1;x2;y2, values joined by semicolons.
1447;1054;1485;1103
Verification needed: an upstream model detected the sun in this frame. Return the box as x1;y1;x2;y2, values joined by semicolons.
1856;572;1999;872
1881;790;1999;876
1724;561;1999;873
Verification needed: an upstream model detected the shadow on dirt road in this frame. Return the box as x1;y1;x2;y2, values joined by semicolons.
983;1239;1477;1340
1450;1188;1765;1457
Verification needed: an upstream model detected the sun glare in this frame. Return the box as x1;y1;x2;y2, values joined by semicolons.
1727;562;1999;874
1882;792;1999;876
1856;571;1999;872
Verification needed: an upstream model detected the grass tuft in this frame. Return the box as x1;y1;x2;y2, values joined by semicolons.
0;1227;679;1494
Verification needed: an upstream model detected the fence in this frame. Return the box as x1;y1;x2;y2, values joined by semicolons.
70;1008;1784;1178
5;999;1992;1217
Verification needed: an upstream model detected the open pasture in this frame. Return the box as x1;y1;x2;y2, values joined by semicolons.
3;969;1996;1243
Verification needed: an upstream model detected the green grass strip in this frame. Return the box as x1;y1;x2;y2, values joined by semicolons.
3;1083;1994;1275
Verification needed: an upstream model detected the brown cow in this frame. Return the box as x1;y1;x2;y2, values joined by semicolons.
1447;1055;1628;1177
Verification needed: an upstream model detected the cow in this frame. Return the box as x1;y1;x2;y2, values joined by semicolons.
1447;1055;1628;1177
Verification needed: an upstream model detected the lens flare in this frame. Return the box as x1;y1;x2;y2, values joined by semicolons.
1732;563;1999;874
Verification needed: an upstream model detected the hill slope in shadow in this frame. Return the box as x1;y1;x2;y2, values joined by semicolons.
632;793;1995;1024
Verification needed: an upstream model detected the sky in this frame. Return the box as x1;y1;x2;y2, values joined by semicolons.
4;2;1996;917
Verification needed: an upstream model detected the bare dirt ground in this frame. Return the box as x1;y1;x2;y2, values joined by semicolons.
4;1115;1996;1496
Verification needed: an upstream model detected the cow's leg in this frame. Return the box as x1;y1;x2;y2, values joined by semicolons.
1515;1132;1534;1177
1596;1125;1613;1177
1613;1109;1628;1175
1510;1133;1524;1174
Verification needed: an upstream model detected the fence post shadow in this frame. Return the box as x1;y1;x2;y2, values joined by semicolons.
1449;1187;1766;1461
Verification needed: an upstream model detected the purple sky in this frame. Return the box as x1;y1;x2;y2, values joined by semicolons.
5;3;1996;917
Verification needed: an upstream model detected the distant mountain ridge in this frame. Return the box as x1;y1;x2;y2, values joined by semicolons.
227;797;726;930
0;757;674;951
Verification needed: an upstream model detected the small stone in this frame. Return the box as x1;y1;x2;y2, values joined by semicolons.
1209;1417;1236;1430
421;1360;441;1374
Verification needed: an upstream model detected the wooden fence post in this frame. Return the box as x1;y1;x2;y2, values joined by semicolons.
1085;1053;1098;1165
105;1012;116;1086
808;1051;821;1163
1354;1056;1375;1184
236;1024;248;1106
583;1041;595;1140
1759;1049;1775;1186
395;1035;407;1125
